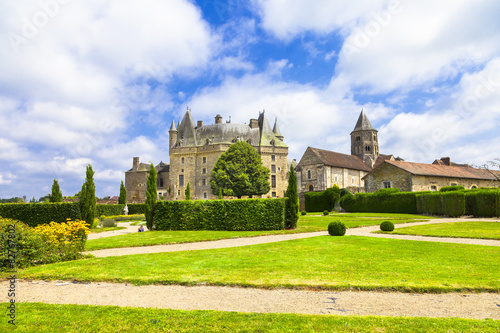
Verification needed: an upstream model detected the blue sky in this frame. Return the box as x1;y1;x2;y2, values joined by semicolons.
1;0;500;199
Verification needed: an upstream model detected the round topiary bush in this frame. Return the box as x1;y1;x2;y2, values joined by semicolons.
301;211;307;215
380;221;395;232
328;221;346;236
323;210;329;216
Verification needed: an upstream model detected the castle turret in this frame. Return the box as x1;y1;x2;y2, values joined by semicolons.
350;109;379;168
273;117;284;141
169;119;177;149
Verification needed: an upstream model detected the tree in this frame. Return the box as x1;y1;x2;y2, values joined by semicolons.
210;141;270;198
185;183;191;200
79;165;96;227
145;163;157;231
479;158;500;184
119;180;127;204
218;187;223;200
285;165;299;229
50;179;63;202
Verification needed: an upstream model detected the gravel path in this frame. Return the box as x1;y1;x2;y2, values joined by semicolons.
86;218;500;258
4;280;500;319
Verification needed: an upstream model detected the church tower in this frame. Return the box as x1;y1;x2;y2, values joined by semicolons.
350;109;379;168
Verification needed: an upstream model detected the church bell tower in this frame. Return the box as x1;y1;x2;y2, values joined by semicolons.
350;109;379;168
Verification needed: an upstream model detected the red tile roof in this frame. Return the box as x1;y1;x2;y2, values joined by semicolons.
309;147;372;172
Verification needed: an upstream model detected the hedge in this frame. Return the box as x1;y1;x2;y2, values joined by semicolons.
96;204;125;217
466;190;500;217
127;203;146;215
440;185;465;192
0;202;80;227
154;198;285;231
340;189;418;214
304;186;341;212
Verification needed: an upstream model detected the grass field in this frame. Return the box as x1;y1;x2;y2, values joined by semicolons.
21;236;500;292
85;213;429;250
387;222;500;240
1;303;498;333
90;227;126;234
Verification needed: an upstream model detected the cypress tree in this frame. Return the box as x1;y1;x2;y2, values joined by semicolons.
79;165;96;227
285;165;299;229
119;180;127;204
145;163;157;230
50;179;63;202
185;183;191;200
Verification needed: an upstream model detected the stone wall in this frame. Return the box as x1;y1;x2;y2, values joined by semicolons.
364;163;412;192
125;170;148;202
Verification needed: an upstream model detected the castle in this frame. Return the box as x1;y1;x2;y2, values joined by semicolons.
125;109;289;202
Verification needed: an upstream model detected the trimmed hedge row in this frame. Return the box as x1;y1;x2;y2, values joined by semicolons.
96;204;125;217
465;190;500;217
304;186;341;212
417;192;465;217
127;203;146;215
340;189;419;214
155;199;285;231
0;203;80;227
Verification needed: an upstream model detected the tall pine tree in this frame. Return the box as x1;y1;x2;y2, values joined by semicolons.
79;165;96;227
118;180;127;204
50;179;63;202
285;165;299;229
185;183;191;200
145;163;157;231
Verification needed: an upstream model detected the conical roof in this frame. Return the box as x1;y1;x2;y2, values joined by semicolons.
272;117;283;138
352;109;376;132
169;119;177;131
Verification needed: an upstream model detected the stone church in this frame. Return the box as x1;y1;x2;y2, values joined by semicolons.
296;110;402;193
125;109;289;202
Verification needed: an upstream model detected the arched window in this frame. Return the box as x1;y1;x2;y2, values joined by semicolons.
307;170;311;179
365;146;371;152
308;185;314;191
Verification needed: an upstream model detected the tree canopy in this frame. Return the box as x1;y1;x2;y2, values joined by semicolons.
50;179;63;202
210;141;270;198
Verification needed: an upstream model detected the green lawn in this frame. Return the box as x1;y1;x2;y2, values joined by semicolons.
90;227;126;234
387;222;500;240
21;236;500;292
85;214;429;251
1;303;497;333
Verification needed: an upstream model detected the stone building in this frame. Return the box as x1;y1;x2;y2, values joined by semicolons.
124;158;171;202
363;158;500;192
125;109;289;201
295;110;395;193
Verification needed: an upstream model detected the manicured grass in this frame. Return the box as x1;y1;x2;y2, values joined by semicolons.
85;214;430;250
308;212;436;219
21;236;500;292
1;303;498;333
387;222;500;240
90;227;126;234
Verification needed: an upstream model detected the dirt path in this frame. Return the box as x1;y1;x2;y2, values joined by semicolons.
4;280;499;319
86;218;500;258
88;222;147;240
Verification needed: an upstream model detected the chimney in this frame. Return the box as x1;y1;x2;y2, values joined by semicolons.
215;114;222;124
133;157;139;171
197;120;203;128
249;119;259;129
441;157;451;166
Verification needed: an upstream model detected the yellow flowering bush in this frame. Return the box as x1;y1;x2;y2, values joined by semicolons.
33;219;90;261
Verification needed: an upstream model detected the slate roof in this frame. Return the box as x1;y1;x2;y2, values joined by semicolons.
308;147;372;172
126;162;150;172
351;109;376;133
374;160;500;180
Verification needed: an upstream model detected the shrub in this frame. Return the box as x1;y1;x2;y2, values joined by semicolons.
99;218;117;228
304;186;341;212
340;190;419;214
323;210;329;215
440;185;465;192
301;211;307;215
380;221;395;232
328;221;346;236
95;204;126;217
0;202;80;227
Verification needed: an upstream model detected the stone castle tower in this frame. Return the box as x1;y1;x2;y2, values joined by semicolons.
350;109;379;168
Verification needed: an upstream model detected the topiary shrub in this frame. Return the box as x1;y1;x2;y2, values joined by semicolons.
380;221;395;232
328;221;346;236
99;218;117;228
323;210;329;216
301;211;307;215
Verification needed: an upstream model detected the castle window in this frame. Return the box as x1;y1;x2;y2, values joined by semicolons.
181;169;184;173
308;170;311;179
365;146;371;152
202;168;206;174
271;175;276;188
202;179;206;186
272;192;276;198
308;185;314;191
334;175;338;182
450;183;458;186
179;175;184;186
202;157;207;163
471;185;478;189
159;178;164;187
271;155;276;162
373;134;377;140
383;181;391;188
356;136;361;141
271;165;276;173
352;177;355;184
181;157;185;164
204;192;207;199
430;185;437;191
